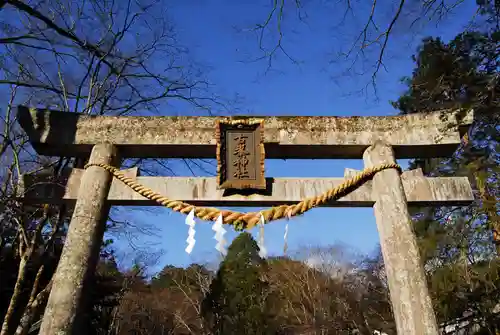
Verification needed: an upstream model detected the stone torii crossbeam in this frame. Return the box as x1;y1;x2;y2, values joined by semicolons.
17;106;474;335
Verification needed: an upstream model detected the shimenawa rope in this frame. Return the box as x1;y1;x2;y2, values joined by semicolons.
84;162;402;230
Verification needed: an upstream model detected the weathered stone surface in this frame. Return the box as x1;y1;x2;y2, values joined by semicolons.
18;106;473;159
19;167;474;207
363;141;439;335
38;143;119;335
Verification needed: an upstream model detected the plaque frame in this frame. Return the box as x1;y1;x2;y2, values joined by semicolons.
215;119;265;190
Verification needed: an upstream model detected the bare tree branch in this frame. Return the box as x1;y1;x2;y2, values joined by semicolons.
244;0;479;93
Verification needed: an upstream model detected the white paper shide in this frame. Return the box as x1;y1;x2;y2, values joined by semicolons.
185;209;196;254
212;214;227;256
258;214;267;258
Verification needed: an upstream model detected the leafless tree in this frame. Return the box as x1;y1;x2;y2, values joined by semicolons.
108;262;213;335
264;245;395;333
242;0;488;92
0;0;229;333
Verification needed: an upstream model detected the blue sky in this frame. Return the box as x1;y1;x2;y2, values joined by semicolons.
106;0;478;274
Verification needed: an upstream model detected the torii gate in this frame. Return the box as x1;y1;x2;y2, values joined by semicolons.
17;106;475;335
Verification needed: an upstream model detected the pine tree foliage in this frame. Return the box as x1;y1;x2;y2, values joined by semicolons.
391;7;500;330
201;232;275;335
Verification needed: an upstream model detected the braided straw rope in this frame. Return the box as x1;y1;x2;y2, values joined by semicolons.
84;162;402;230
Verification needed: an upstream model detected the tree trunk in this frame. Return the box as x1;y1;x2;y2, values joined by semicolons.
15;281;53;335
1;256;29;335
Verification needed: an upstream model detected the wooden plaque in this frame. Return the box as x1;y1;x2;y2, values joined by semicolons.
216;119;265;190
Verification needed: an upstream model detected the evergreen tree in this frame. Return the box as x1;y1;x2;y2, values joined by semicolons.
392;30;499;256
392;18;500;331
201;232;275;335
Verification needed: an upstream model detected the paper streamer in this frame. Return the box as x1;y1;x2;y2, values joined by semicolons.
258;214;267;258
283;223;289;255
212;214;227;256
284;210;292;255
185;209;196;254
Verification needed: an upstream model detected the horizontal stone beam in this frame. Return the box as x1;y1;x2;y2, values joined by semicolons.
19;168;474;208
18;106;473;159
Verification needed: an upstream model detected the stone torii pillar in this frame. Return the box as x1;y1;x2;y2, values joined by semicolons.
364;141;439;335
38;143;119;335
